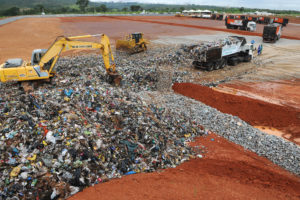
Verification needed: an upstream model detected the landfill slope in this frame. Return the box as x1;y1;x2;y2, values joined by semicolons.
0;52;203;199
0;16;300;200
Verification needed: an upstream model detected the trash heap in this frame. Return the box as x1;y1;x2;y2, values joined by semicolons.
115;46;193;84
181;36;245;62
0;52;205;199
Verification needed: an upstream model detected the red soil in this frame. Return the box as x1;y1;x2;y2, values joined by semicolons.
104;16;300;40
0;18;63;63
222;79;300;111
70;133;300;200
60;16;300;41
59;16;216;42
172;83;300;145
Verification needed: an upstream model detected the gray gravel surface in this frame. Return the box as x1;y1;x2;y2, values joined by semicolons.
138;91;300;176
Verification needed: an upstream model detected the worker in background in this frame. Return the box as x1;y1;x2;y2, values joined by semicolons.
257;44;263;55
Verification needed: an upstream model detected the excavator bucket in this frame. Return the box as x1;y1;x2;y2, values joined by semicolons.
107;72;122;86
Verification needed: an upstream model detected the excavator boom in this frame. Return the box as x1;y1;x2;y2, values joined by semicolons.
0;34;121;85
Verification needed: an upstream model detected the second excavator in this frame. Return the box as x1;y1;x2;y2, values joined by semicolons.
0;34;122;86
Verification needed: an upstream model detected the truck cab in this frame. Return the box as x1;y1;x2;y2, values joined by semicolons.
247;21;257;32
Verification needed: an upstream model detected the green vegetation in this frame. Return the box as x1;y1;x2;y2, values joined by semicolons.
76;0;89;12
130;5;143;12
0;0;299;17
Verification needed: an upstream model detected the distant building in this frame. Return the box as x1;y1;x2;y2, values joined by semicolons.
182;9;212;18
254;11;273;16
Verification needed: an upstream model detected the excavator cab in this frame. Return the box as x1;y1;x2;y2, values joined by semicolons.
31;49;47;65
31;49;54;71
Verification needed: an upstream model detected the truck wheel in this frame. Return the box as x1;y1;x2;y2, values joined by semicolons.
206;63;214;71
219;59;226;69
192;61;200;68
244;55;252;62
213;62;220;70
229;57;238;66
233;60;238;66
207;65;214;71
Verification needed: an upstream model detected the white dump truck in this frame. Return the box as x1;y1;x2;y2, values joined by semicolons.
189;36;254;71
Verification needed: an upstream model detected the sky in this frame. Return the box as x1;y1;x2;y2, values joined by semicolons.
90;0;300;11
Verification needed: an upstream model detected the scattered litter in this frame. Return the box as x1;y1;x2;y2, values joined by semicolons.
0;51;205;199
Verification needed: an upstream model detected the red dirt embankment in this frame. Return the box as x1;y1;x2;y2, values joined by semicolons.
70;133;300;200
172;83;300;145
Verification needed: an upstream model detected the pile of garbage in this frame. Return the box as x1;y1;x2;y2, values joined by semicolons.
0;53;205;199
180;36;246;62
115;46;193;84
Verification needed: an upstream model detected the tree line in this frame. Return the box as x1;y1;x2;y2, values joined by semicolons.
1;0;299;16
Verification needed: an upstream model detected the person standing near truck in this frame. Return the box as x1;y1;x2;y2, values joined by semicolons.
257;44;263;55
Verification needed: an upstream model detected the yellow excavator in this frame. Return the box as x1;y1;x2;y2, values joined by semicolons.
0;34;122;86
116;32;148;54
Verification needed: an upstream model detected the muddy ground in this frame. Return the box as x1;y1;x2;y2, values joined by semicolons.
0;16;299;199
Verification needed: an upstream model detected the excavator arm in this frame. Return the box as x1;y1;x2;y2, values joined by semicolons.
39;34;120;84
0;34;121;85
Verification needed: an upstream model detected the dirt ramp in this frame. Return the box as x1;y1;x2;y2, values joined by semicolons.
172;82;300;144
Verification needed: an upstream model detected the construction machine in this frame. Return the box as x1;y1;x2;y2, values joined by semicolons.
0;34;121;86
189;36;254;71
272;17;289;27
175;12;184;17
263;23;282;43
225;18;256;31
246;16;258;22
116;33;149;54
211;14;223;20
216;14;224;20
257;16;271;24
